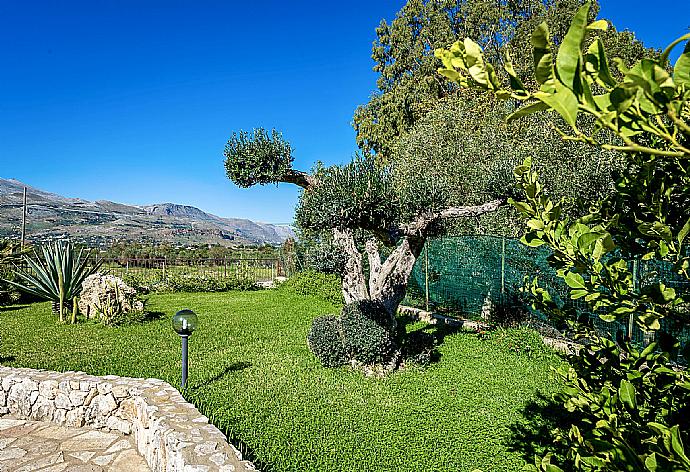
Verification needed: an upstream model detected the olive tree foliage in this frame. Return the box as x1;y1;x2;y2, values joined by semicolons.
438;2;690;470
354;0;650;162
224;129;503;369
393;91;625;236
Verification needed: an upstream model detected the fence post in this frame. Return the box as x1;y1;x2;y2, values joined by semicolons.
163;258;167;281
126;260;129;274
500;236;506;297
224;258;227;278
424;242;430;312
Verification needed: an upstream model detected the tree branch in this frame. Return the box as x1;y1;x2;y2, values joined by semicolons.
281;170;316;189
401;198;506;237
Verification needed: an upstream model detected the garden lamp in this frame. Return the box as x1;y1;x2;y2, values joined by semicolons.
172;309;198;390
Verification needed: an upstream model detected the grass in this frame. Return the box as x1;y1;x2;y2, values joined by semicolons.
0;291;565;472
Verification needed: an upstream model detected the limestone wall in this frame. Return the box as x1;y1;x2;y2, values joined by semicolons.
0;366;256;471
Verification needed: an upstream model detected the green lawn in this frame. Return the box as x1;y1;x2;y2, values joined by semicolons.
0;291;564;471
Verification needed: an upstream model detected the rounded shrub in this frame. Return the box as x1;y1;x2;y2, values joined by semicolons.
340;301;398;365
307;315;348;368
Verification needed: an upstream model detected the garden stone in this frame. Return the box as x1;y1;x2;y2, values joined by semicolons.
55;392;72;410
78;273;143;321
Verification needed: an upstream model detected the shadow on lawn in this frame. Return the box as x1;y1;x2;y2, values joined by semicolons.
505;392;574;463
188;361;252;391
141;311;166;322
399;315;462;364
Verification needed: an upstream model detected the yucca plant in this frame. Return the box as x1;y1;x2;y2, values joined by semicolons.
6;241;102;322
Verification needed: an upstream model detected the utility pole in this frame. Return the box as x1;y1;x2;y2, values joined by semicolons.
20;186;27;250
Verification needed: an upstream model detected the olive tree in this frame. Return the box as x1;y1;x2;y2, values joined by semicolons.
224;129;503;369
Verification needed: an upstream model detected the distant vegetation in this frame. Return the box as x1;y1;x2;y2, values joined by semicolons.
98;241;281;261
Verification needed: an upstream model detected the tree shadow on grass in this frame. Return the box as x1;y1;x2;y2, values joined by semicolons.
141;311;165;322
398;315;463;365
188;361;252;391
505;392;574;463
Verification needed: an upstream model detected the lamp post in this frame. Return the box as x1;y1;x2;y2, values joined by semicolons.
172;309;198;390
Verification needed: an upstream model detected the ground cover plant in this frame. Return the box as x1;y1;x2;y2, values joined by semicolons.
0;291;564;472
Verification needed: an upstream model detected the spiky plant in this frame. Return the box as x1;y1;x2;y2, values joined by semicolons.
6;241;102;322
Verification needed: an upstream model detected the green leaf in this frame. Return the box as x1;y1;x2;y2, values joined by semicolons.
507;101;551;123
438;68;462;83
534;81;579;129
564;272;585;289
521;233;545;248
674;40;690;86
669;425;690;463
585;19;608;31
619;379;637;409
531;22;553;85
504;53;528;95
586;37;616;87
638;221;673;241
510;199;534;215
661;32;690;66
555;3;590;89
644;453;658;471
678;218;690;245
577;232;604;251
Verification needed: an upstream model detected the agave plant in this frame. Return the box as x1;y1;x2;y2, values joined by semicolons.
6;241;102;322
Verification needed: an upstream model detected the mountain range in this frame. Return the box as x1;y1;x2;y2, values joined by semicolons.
0;178;294;247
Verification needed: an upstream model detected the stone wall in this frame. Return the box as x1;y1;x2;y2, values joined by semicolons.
0;366;257;471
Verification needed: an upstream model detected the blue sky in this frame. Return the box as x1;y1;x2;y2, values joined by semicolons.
1;1;688;223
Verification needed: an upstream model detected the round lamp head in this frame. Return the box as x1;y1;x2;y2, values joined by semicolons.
172;309;198;336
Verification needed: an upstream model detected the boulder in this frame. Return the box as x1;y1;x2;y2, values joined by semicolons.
78;273;144;321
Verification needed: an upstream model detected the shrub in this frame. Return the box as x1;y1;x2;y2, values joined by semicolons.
121;273;256;294
340;301;398;366
307;300;400;370
306;315;348;368
280;270;343;305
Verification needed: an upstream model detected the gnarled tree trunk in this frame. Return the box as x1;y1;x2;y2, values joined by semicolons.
332;198;505;325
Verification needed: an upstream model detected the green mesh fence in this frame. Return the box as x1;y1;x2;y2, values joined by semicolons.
406;235;690;349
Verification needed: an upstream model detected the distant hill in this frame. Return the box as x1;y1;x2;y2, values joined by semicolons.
0;178;294;247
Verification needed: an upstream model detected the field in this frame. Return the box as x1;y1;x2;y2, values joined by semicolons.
0;291;565;471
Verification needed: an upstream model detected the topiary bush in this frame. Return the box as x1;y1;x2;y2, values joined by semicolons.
307;300;400;371
306;315;348;368
340;301;398;366
280;270;343;305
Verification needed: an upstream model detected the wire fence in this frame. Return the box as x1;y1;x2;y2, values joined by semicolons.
100;257;287;283
405;235;690;349
4;257;288;285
